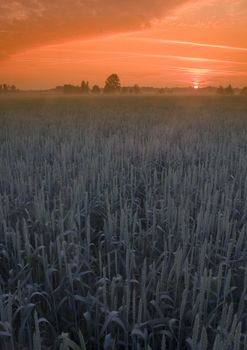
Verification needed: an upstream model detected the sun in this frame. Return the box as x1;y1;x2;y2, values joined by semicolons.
193;83;199;90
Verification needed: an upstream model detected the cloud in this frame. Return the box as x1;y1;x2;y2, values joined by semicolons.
132;38;247;52
0;0;190;58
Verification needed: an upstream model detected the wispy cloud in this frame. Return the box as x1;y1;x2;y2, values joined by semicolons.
13;48;247;67
80;50;246;65
132;38;247;52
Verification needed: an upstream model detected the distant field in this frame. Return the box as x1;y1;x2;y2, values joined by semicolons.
0;95;247;350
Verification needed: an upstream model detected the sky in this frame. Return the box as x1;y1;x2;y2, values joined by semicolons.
1;0;247;89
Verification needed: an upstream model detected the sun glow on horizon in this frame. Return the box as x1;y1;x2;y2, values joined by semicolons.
1;0;247;89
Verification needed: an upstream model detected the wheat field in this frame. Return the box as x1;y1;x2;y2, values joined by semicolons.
0;95;247;350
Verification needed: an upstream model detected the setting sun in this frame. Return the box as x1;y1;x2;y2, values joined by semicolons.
1;0;247;89
1;1;247;349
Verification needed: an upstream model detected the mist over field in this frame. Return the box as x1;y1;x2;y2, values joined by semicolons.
0;95;247;349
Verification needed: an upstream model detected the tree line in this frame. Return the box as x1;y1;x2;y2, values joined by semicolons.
1;76;247;95
56;74;141;94
58;77;247;95
217;84;247;96
0;84;17;93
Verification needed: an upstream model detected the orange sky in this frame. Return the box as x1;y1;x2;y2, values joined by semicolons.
1;0;247;89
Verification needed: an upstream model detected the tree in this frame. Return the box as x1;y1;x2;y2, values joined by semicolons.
92;85;101;94
240;87;247;95
225;84;234;95
81;81;89;94
217;86;224;95
104;74;121;93
133;84;141;94
0;83;18;93
63;84;81;94
121;87;129;94
217;85;234;95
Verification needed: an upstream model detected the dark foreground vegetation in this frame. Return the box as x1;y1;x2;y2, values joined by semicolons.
0;95;247;349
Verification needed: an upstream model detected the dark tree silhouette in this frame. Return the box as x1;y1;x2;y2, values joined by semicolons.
133;84;141;94
217;85;234;95
92;85;101;94
225;84;234;95
0;84;17;92
104;74;121;93
63;84;81;94
121;87;129;94
217;86;224;95
81;81;89;94
240;87;247;95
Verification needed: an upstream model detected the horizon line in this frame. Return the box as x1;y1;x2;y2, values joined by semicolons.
1;84;247;92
